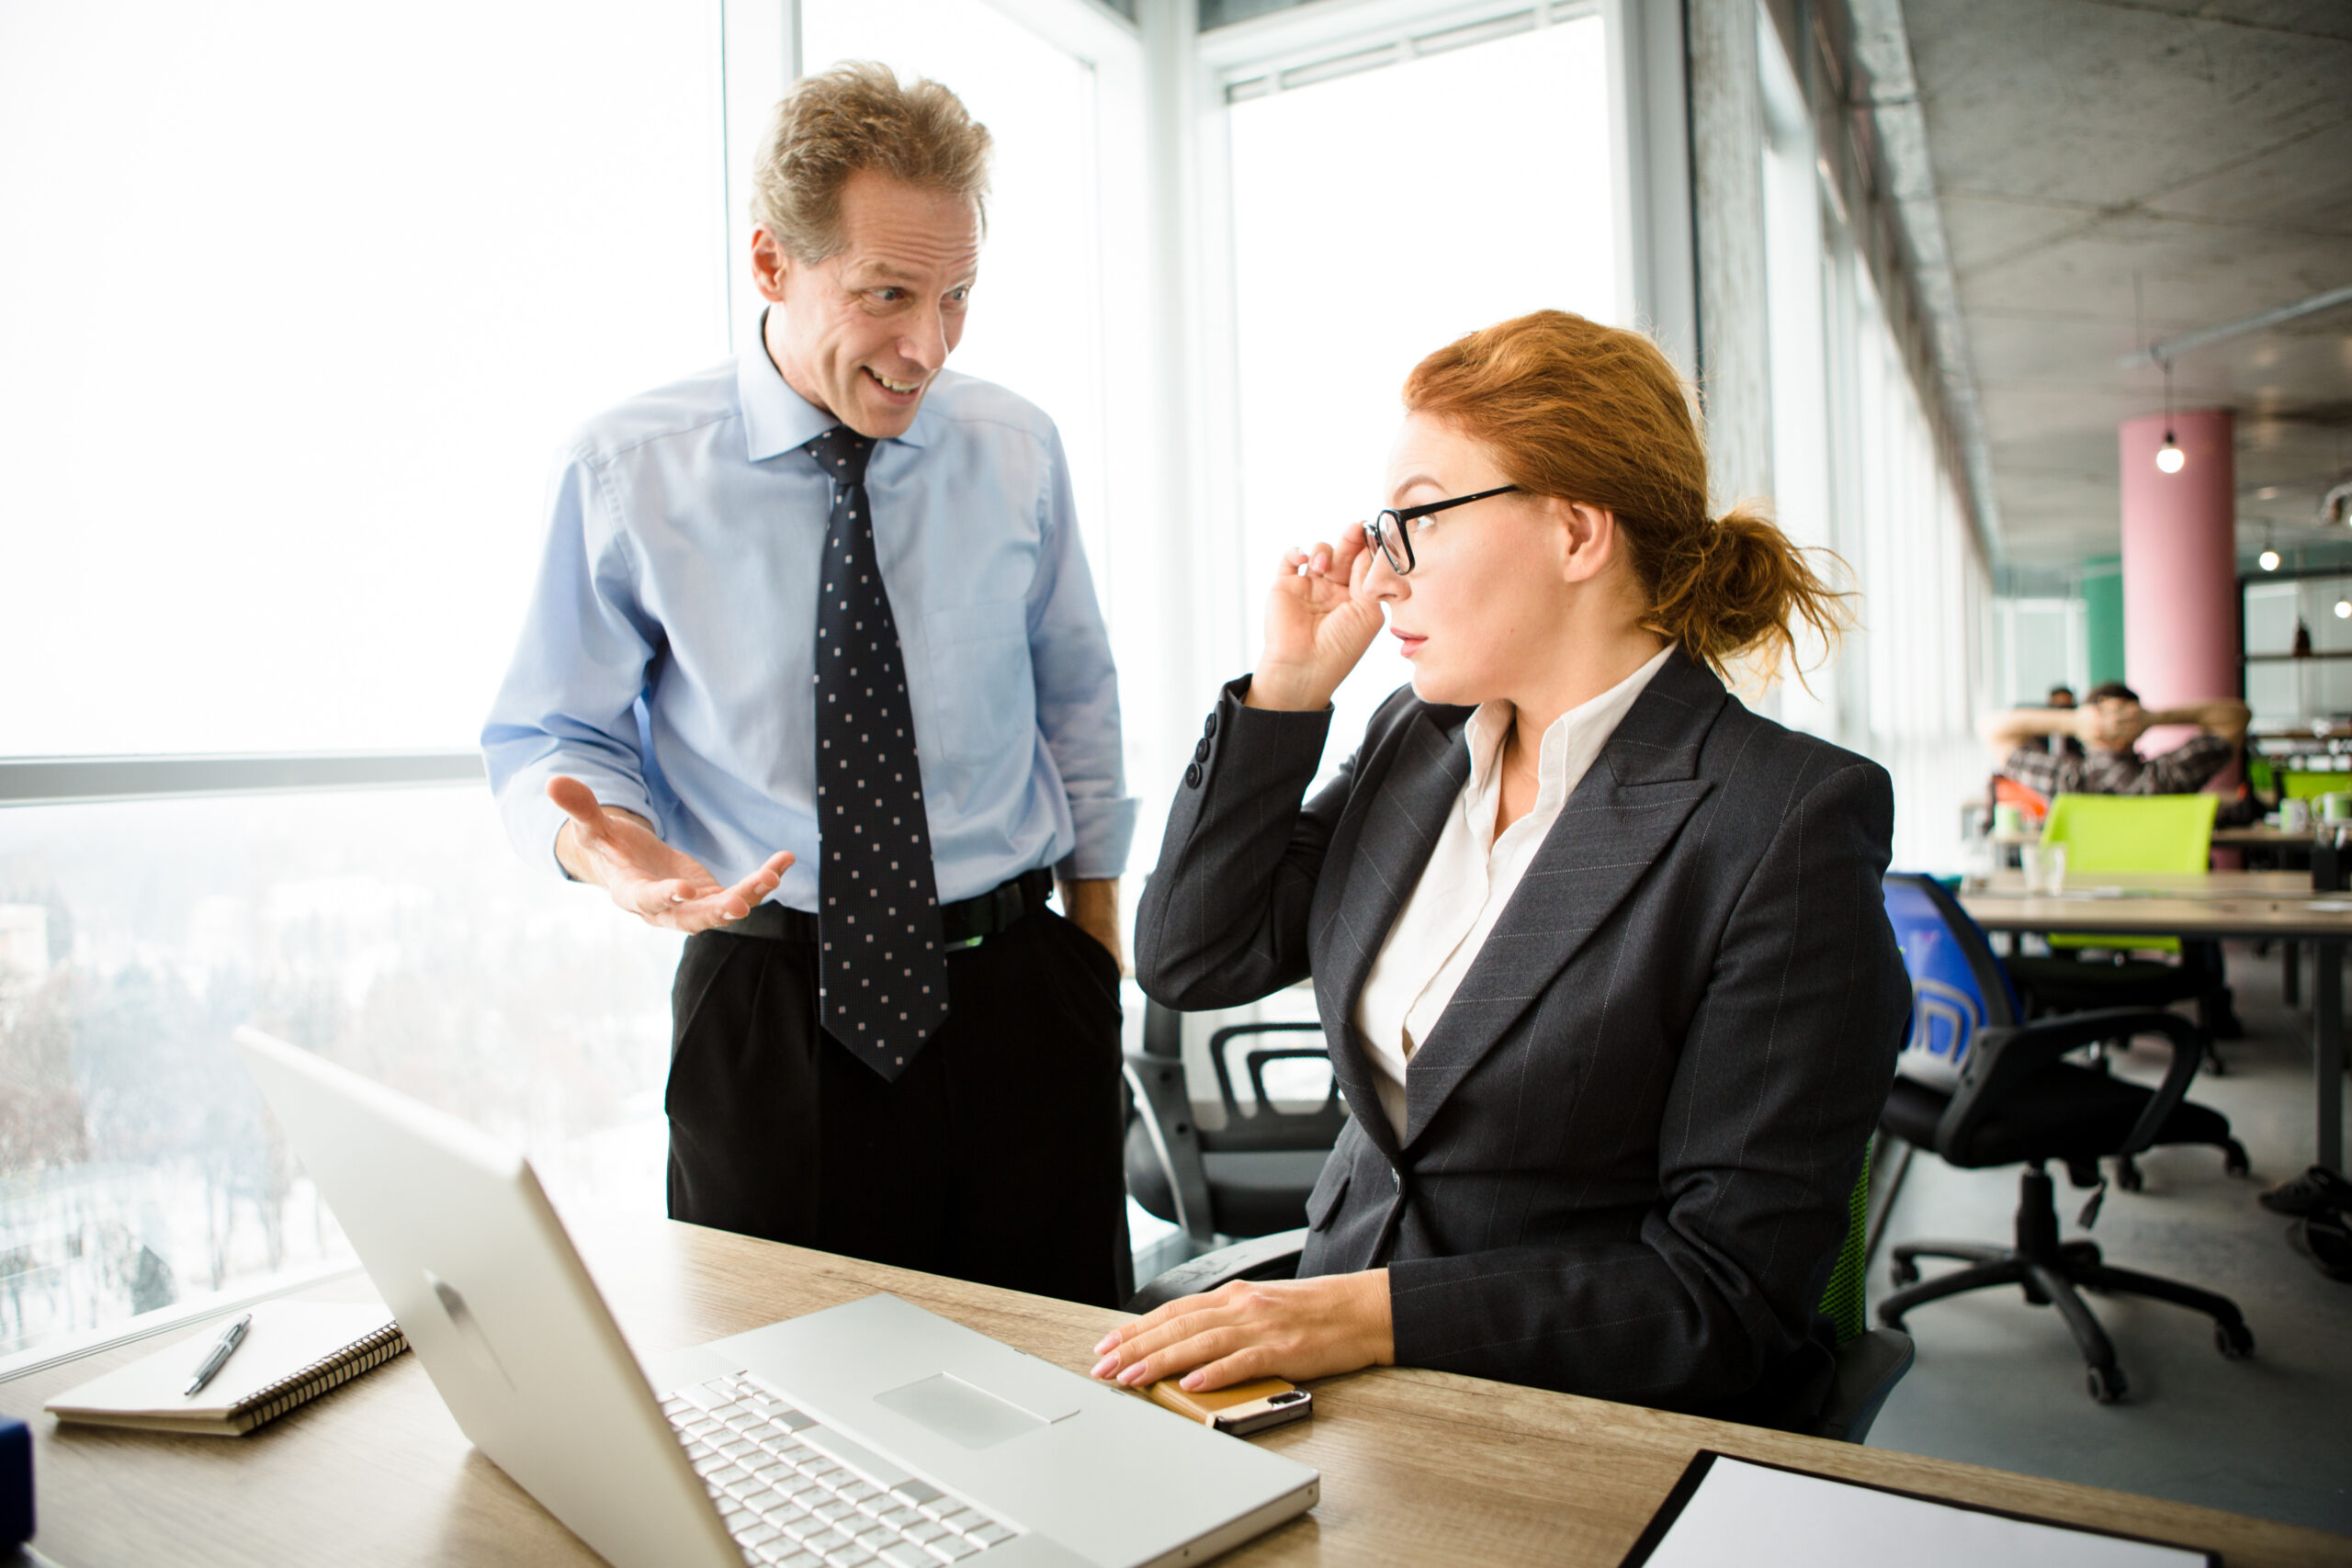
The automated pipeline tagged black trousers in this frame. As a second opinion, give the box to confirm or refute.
[664,901,1129,1307]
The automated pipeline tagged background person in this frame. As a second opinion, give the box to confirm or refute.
[1092,310,1911,1424]
[1984,682,2248,797]
[483,64,1136,1306]
[2043,683,2086,758]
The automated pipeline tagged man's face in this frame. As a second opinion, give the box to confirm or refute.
[2085,694,2147,751]
[757,170,980,439]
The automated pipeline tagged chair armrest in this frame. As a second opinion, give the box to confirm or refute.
[1122,1229,1307,1314]
[1807,1328,1915,1445]
[1124,1053,1215,1245]
[1206,1021,1326,1121]
[1939,1007,2205,1159]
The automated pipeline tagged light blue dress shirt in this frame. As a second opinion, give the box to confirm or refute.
[483,346,1136,908]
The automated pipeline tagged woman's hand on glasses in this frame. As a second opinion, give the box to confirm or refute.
[1247,523,1385,713]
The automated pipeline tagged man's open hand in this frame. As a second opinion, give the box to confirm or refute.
[548,776,792,931]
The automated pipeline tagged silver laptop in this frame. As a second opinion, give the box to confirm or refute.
[235,1028,1317,1568]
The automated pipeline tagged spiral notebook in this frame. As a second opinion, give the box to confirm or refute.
[45,1302,407,1437]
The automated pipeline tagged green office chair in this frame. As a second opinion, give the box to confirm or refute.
[1125,1157,1911,1444]
[2278,769,2343,803]
[2007,792,2236,1081]
[2041,791,2218,954]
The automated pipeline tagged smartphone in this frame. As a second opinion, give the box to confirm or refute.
[1145,1376,1314,1436]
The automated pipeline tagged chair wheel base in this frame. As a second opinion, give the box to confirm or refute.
[1890,1258,1919,1287]
[2215,1321,2256,1359]
[2086,1365,2127,1403]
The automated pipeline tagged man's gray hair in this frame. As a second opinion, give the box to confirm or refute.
[752,62,991,264]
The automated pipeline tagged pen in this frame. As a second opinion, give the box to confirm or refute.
[184,1313,252,1397]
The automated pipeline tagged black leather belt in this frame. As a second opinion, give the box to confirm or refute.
[719,867,1055,950]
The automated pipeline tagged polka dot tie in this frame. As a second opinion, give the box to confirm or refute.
[808,425,948,1081]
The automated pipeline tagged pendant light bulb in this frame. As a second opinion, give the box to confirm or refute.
[2153,357,2186,472]
[2260,548,2281,571]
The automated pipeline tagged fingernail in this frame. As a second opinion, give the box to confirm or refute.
[1119,1364,1149,1386]
[1180,1372,1204,1391]
[1091,1332,1117,1355]
[1090,1355,1116,1379]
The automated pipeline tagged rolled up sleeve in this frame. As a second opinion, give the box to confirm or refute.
[1027,428,1137,880]
[481,450,662,876]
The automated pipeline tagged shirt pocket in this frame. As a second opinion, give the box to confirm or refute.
[921,599,1035,769]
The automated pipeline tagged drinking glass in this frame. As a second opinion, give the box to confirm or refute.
[2022,842,2068,896]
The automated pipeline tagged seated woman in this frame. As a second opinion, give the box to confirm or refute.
[1091,310,1911,1424]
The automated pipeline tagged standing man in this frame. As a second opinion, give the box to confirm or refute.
[483,65,1136,1306]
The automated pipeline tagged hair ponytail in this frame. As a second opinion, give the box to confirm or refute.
[1642,502,1849,685]
[1403,310,1851,685]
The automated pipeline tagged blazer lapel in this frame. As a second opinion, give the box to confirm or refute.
[1312,705,1470,1161]
[1399,652,1728,1146]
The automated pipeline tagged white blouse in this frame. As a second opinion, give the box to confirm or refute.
[1351,647,1673,1140]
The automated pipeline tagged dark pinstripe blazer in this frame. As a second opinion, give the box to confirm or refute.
[1134,649,1910,1416]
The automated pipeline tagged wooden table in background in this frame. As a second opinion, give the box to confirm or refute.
[1985,826,2314,849]
[1976,869,2320,898]
[1961,879,2352,1169]
[4,1211,2345,1567]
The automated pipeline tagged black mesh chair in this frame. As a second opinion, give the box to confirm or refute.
[1878,874,2253,1404]
[1123,998,1347,1247]
[2007,940,2238,1081]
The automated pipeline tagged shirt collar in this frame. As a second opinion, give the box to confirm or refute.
[1462,644,1677,799]
[738,310,936,462]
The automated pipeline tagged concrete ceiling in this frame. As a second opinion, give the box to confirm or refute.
[1902,0,2352,569]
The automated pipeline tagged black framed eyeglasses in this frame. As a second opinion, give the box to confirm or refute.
[1363,484,1522,576]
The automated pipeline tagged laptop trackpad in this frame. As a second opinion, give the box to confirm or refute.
[875,1372,1057,1450]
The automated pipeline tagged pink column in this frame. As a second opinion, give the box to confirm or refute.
[2120,408,2236,764]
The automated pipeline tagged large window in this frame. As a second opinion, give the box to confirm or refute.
[0,2,738,757]
[1218,7,1619,776]
[0,790,682,1359]
[1,0,758,1362]
[1757,8,1986,875]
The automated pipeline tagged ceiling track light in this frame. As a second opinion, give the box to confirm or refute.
[2154,357,2186,474]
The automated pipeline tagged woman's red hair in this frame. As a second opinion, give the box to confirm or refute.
[1402,310,1847,682]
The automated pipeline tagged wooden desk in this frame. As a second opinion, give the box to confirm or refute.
[1961,884,2352,1168]
[4,1212,2344,1567]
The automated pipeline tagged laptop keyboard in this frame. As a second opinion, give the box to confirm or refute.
[663,1373,1023,1567]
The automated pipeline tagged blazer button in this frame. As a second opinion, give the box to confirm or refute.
[1184,762,1203,789]
[1389,1167,1401,1190]
[1204,712,1219,739]
[1193,738,1211,763]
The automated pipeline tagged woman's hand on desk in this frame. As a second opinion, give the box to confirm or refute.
[1087,1269,1394,1393]
[548,776,793,931]
[1248,524,1386,713]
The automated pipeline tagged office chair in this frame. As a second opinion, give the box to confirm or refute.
[1124,1162,1915,1446]
[1878,873,2253,1404]
[2005,792,2239,1077]
[1123,999,1349,1247]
